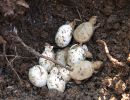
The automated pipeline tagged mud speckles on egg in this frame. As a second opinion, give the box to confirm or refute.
[55,21,75,47]
[47,67,66,92]
[67,44,88,66]
[59,67,70,82]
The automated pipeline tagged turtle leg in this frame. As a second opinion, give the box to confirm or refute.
[84,51,93,58]
[75,80,82,84]
[69,19,81,29]
[79,43,83,46]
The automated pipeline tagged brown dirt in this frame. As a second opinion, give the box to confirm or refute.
[0,0,130,99]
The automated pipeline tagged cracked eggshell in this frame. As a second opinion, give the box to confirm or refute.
[39,43,55,72]
[56,48,68,66]
[55,22,74,47]
[47,67,66,92]
[73,16,97,44]
[29,65,48,87]
[70,61,94,81]
[67,44,88,66]
[59,67,71,82]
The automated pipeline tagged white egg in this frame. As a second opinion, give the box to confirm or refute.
[39,43,55,72]
[67,44,88,66]
[56,49,71,82]
[28,65,48,87]
[47,67,66,92]
[56,48,68,66]
[59,67,71,82]
[55,22,74,47]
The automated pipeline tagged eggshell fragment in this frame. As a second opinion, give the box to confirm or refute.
[29,65,48,87]
[39,43,55,72]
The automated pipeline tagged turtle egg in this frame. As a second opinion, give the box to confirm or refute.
[67,44,88,66]
[39,43,55,72]
[28,65,48,87]
[56,48,68,66]
[55,21,75,47]
[47,67,66,92]
[59,67,71,82]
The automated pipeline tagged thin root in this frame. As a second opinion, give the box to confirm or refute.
[97,40,127,67]
[76,7,82,21]
[3,43,22,85]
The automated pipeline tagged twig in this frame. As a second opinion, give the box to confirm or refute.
[76,7,82,21]
[97,40,127,67]
[10,28,72,71]
[3,43,22,85]
[0,54,36,59]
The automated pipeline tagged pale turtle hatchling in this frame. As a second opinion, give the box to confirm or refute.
[70,60,103,82]
[73,16,100,44]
